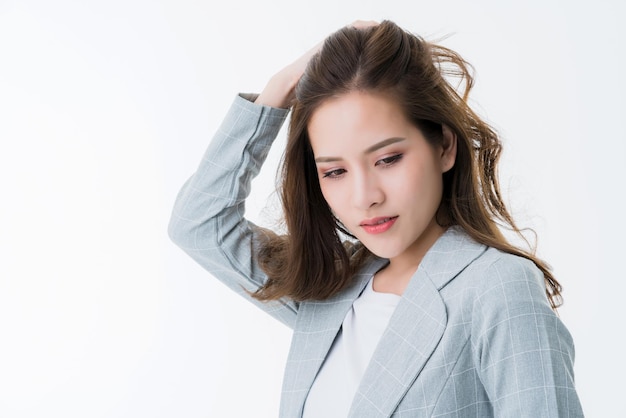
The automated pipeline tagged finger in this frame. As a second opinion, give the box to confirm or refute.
[350,20,379,29]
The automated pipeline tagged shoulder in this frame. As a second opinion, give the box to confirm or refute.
[430,227,547,303]
[465,248,548,311]
[436,237,565,340]
[466,247,545,294]
[463,248,574,353]
[450,246,556,334]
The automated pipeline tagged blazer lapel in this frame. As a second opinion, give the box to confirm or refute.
[348,227,487,417]
[280,254,389,417]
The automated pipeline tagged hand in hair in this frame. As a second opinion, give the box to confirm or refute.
[255,20,378,109]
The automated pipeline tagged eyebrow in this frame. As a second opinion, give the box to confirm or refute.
[314,137,406,163]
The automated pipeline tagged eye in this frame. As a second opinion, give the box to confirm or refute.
[322,168,347,179]
[375,153,403,167]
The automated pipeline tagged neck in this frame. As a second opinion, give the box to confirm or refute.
[374,222,446,295]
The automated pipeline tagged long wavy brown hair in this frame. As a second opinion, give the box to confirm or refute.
[254,20,562,309]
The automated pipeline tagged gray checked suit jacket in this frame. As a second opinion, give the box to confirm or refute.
[168,94,584,417]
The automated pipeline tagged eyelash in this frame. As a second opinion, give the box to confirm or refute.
[322,169,346,179]
[376,153,403,167]
[321,153,404,179]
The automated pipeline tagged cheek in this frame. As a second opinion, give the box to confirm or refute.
[320,184,348,218]
[319,183,337,208]
[400,163,443,203]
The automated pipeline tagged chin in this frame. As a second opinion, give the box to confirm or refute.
[360,241,405,260]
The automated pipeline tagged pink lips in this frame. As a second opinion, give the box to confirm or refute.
[360,216,398,234]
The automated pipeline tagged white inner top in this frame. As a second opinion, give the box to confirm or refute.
[302,276,401,418]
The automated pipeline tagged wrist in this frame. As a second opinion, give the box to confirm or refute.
[255,70,299,109]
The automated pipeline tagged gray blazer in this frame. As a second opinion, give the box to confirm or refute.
[168,95,584,417]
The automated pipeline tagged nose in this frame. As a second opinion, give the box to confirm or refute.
[351,168,384,211]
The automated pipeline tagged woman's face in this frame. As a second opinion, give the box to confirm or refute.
[308,91,456,265]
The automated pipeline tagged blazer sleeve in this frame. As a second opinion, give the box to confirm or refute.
[168,94,298,328]
[471,255,584,417]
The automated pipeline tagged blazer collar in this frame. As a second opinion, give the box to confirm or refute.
[418,225,488,290]
[348,226,488,416]
[283,227,487,417]
[282,253,388,417]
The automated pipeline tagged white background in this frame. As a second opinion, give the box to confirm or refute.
[0,0,624,417]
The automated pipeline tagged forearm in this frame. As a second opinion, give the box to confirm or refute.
[168,94,296,326]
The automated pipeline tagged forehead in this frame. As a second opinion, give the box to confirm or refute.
[307,91,413,153]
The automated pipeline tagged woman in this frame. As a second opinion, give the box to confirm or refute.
[169,20,583,417]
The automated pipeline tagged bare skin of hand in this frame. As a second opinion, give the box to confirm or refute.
[254,20,378,109]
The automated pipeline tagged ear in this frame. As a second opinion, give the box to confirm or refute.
[440,125,457,173]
